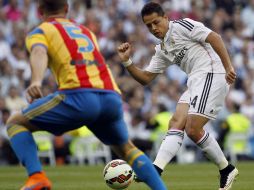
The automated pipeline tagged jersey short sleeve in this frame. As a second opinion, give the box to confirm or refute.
[145,47,170,73]
[26,26,48,53]
[176,18,212,42]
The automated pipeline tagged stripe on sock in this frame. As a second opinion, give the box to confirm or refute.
[166,130,184,138]
[7,124,29,138]
[197,132,209,146]
[125,148,144,166]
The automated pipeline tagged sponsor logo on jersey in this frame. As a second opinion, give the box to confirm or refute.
[174,47,188,65]
[70,59,101,66]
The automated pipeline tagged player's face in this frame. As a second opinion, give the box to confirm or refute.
[143,13,169,39]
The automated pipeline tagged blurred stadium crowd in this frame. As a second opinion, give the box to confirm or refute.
[1,0,254,165]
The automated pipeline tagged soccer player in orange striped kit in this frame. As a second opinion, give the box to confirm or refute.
[6,1,167,190]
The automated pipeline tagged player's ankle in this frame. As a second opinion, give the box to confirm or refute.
[219,164,235,174]
[153,164,163,176]
[29,171,43,176]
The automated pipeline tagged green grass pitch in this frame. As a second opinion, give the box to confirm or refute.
[0,162,253,190]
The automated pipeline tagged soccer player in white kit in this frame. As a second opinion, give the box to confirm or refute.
[117,2,238,190]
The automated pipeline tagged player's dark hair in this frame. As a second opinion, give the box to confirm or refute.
[38,0,68,14]
[141,2,165,20]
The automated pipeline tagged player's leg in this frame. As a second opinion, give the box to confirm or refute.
[153,102,188,175]
[7,112,42,174]
[186,73,238,190]
[6,93,67,190]
[111,142,167,190]
[6,112,52,190]
[185,114,238,190]
[185,114,229,168]
[91,92,167,190]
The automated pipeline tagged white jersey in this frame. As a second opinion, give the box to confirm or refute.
[145,18,225,76]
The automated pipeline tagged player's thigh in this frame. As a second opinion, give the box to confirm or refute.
[188,73,229,120]
[22,92,86,136]
[171,91,190,130]
[93,118,129,146]
[89,92,129,145]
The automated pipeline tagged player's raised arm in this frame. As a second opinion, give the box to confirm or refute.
[26,45,48,103]
[205,31,236,85]
[117,42,158,85]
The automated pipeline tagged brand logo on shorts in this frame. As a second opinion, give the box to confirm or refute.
[210,109,214,114]
[137,161,145,168]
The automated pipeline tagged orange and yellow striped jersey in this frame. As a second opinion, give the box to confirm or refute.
[26,18,121,94]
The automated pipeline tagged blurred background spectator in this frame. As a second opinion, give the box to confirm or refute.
[218,103,252,162]
[0,0,254,165]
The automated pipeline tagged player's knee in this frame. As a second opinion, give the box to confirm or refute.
[111,141,137,159]
[119,141,144,166]
[169,115,186,130]
[185,115,209,141]
[185,125,196,139]
[185,119,202,140]
[6,114,18,128]
[121,141,136,155]
[6,113,29,138]
[6,115,18,138]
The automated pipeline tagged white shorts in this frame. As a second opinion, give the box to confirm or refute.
[178,73,229,120]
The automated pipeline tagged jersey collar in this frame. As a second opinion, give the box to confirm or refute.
[45,16,75,22]
[160,21,173,53]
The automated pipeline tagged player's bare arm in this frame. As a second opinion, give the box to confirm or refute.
[26,45,48,103]
[117,42,158,85]
[205,31,236,84]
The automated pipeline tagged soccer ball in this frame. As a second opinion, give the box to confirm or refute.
[103,159,134,189]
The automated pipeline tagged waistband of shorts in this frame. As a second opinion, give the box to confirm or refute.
[57,88,121,96]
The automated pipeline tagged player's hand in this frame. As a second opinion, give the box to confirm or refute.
[225,66,236,85]
[117,43,132,62]
[26,81,43,103]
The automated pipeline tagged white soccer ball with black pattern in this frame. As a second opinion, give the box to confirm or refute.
[103,159,134,189]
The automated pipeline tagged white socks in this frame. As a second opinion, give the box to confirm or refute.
[153,129,184,170]
[153,130,228,171]
[196,131,228,170]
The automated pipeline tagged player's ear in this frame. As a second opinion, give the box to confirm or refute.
[38,6,43,18]
[64,4,69,14]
